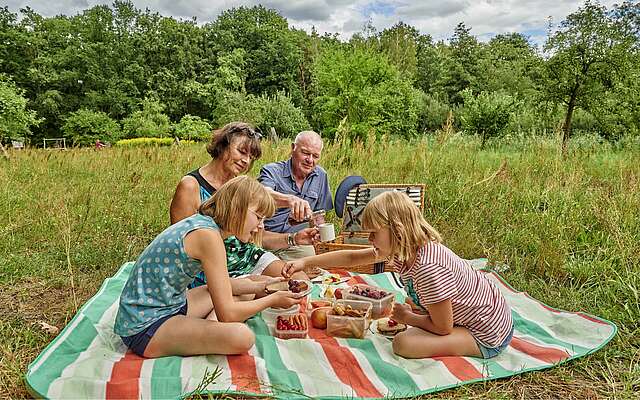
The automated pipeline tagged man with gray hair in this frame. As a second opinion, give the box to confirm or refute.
[258,131,333,260]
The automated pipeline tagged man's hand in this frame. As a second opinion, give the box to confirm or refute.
[294,227,319,245]
[390,302,413,325]
[288,195,311,222]
[282,260,305,278]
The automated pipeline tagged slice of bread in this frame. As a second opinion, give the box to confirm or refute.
[376,318,407,335]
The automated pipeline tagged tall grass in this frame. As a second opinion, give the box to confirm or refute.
[1,137,638,398]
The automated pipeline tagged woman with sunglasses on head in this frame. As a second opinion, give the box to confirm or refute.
[170,122,316,285]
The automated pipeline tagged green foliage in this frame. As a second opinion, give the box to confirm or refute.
[311,46,421,140]
[121,98,171,139]
[460,89,519,147]
[212,90,309,138]
[61,109,120,146]
[417,92,453,133]
[543,0,637,148]
[172,115,212,141]
[207,5,302,102]
[0,77,40,141]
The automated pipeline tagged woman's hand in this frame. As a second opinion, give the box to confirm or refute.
[268,291,302,309]
[391,302,413,325]
[294,227,319,245]
[288,195,312,222]
[282,260,305,278]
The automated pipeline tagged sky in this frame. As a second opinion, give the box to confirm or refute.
[0,0,623,46]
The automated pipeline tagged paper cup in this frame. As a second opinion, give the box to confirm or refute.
[319,223,336,242]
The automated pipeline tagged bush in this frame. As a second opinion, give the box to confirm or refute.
[212,90,309,139]
[0,77,40,142]
[173,115,212,141]
[62,109,120,146]
[311,46,421,141]
[254,91,310,139]
[115,137,188,147]
[460,89,518,148]
[417,92,453,133]
[121,98,171,139]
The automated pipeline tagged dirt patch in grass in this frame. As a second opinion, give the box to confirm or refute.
[0,277,99,399]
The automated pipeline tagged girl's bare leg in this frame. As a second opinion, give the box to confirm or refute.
[391,326,482,358]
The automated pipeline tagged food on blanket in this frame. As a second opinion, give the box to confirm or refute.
[275,314,308,339]
[345,284,395,319]
[276,314,307,331]
[288,280,308,293]
[323,274,342,284]
[326,318,366,339]
[310,306,332,329]
[376,317,407,336]
[310,300,332,309]
[330,303,366,318]
[350,285,389,300]
[266,280,310,295]
[334,288,344,299]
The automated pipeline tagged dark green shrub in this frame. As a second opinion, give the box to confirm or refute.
[62,109,120,146]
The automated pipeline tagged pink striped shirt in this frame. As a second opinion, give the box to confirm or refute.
[398,241,513,348]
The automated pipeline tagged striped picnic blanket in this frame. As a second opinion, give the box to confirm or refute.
[26,260,616,399]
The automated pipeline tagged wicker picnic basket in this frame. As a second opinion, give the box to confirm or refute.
[316,183,426,274]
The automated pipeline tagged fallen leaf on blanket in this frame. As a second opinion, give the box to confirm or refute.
[36,321,59,335]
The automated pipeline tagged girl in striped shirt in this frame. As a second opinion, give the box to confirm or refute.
[283,191,513,359]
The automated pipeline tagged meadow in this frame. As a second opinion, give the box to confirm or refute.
[1,136,639,398]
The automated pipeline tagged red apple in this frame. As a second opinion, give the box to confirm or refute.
[334,288,344,299]
[310,306,332,329]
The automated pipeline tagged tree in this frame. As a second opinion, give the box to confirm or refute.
[0,78,40,154]
[311,46,421,140]
[206,6,303,102]
[62,109,120,146]
[543,1,636,151]
[460,89,518,148]
[379,22,419,80]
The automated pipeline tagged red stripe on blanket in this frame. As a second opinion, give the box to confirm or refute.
[577,312,610,325]
[510,336,570,363]
[105,350,144,400]
[433,356,483,381]
[524,293,561,313]
[308,329,382,398]
[227,353,261,394]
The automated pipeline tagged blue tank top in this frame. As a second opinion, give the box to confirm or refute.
[114,214,218,337]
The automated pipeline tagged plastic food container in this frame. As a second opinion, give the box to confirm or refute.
[274,314,308,339]
[344,284,395,319]
[262,304,300,327]
[326,299,372,339]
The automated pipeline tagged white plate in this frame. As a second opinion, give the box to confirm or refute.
[370,318,407,338]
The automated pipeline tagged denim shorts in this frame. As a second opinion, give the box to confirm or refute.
[121,303,188,357]
[476,325,514,359]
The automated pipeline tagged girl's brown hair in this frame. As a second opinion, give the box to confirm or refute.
[361,191,442,262]
[199,175,275,245]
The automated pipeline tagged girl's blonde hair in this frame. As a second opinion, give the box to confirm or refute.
[361,191,442,262]
[199,175,275,245]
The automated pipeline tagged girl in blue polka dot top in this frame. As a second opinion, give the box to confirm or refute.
[114,176,302,358]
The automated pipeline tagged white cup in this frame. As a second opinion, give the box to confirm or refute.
[318,223,336,242]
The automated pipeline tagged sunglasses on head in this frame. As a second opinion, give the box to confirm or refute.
[229,125,263,140]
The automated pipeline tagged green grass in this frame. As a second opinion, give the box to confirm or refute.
[1,136,639,398]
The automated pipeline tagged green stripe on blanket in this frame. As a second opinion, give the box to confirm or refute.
[26,261,617,399]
